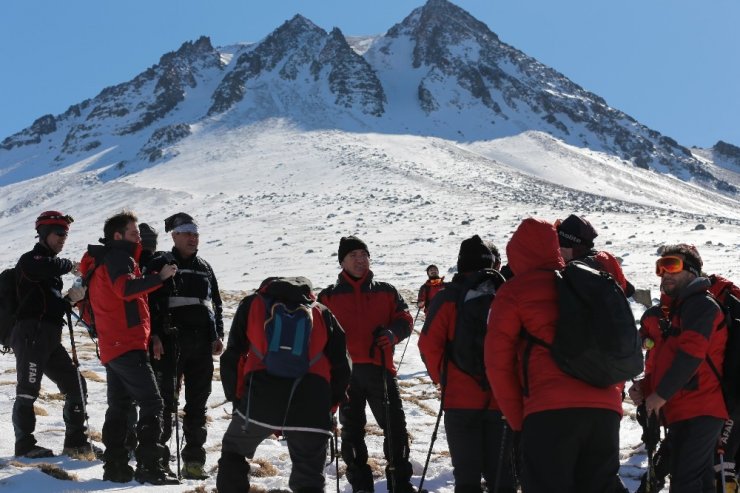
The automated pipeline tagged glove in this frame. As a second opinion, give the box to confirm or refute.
[65,285,86,303]
[374,328,396,348]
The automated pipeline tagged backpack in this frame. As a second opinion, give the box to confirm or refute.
[523,260,644,388]
[447,269,506,389]
[706,288,740,414]
[248,277,322,380]
[0,268,19,353]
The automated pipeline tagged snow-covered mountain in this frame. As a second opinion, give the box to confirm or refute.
[0,2,739,491]
[1,0,738,196]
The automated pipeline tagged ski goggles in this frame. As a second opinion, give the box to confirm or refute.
[655,256,700,277]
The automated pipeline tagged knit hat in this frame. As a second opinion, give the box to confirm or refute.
[556,214,598,248]
[338,236,369,264]
[35,211,73,241]
[139,223,158,251]
[164,212,198,234]
[457,235,494,272]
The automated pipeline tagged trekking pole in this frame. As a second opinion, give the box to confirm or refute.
[491,419,509,493]
[334,417,340,493]
[173,334,182,480]
[69,309,99,359]
[419,358,447,492]
[379,349,397,493]
[645,412,660,493]
[66,308,93,456]
[397,307,421,373]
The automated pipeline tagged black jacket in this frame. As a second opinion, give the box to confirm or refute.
[15,242,74,326]
[146,248,223,341]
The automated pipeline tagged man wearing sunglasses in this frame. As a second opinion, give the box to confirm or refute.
[630,244,727,492]
[12,211,91,458]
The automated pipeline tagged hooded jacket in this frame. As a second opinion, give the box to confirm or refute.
[485,218,623,431]
[318,270,412,373]
[81,240,164,364]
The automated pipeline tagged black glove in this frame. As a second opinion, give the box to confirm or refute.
[373,327,396,349]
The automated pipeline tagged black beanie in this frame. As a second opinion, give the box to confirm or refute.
[557,214,598,248]
[457,235,494,272]
[338,236,369,264]
[139,223,158,251]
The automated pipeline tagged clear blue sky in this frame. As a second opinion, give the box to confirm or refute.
[1,0,738,147]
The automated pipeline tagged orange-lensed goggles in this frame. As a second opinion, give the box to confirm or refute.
[655,255,701,277]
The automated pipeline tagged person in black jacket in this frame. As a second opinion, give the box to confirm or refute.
[145,212,224,480]
[216,277,351,493]
[12,211,90,458]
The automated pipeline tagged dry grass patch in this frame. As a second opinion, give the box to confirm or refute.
[205,443,222,453]
[183,486,218,493]
[0,380,15,386]
[368,457,386,478]
[5,367,17,374]
[88,430,102,442]
[8,460,78,481]
[79,370,105,383]
[366,424,384,437]
[40,391,65,401]
[250,457,278,477]
[404,395,439,417]
[33,404,48,416]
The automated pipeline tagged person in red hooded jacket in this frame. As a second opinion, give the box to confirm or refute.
[485,218,624,493]
[81,210,177,485]
[318,236,416,493]
[418,236,515,493]
[629,244,727,492]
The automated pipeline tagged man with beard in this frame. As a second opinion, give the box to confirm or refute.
[630,244,727,492]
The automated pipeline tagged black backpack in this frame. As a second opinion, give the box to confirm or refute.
[447,269,506,390]
[706,288,740,414]
[0,268,19,353]
[523,261,644,388]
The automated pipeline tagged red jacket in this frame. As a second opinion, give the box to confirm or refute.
[319,270,412,374]
[82,241,164,364]
[418,278,444,314]
[485,218,623,431]
[418,276,500,410]
[641,277,730,425]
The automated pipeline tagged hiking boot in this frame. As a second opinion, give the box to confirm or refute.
[182,461,209,480]
[135,464,181,485]
[63,443,104,459]
[103,462,134,483]
[15,444,54,459]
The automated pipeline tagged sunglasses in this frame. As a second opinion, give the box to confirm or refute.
[655,256,687,276]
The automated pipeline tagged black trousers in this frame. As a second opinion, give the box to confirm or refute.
[218,412,328,493]
[340,363,413,492]
[11,319,87,451]
[519,407,621,493]
[668,415,723,493]
[444,409,517,493]
[152,331,213,464]
[103,350,165,468]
